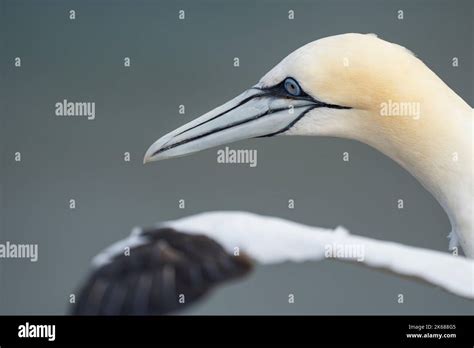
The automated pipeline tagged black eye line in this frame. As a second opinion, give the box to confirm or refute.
[260,78,311,100]
[255,77,351,110]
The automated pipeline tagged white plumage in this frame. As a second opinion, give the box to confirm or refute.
[93,211,474,300]
[73,33,473,315]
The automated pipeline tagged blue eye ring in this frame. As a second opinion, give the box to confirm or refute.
[283,77,302,96]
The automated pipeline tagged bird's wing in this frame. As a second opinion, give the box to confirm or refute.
[72,227,252,315]
[72,211,474,315]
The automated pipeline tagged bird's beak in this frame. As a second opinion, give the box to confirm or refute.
[144,86,317,163]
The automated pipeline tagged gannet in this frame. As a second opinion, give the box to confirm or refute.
[73,34,473,315]
[144,33,473,257]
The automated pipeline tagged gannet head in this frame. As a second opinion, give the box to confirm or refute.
[144,33,441,163]
[144,34,470,167]
[143,33,473,257]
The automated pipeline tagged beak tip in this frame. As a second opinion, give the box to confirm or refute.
[144,134,174,165]
[143,87,276,165]
[143,147,155,165]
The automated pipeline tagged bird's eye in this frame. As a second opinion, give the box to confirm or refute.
[283,78,302,96]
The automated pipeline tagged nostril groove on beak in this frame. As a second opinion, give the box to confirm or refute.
[175,91,271,138]
[151,104,314,157]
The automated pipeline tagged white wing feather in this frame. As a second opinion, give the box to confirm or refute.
[163,211,474,299]
[92,211,474,300]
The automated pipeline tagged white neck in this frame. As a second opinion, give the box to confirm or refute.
[365,94,473,256]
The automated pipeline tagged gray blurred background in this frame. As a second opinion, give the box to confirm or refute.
[0,0,472,314]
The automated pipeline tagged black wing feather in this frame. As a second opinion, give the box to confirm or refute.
[72,228,253,315]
